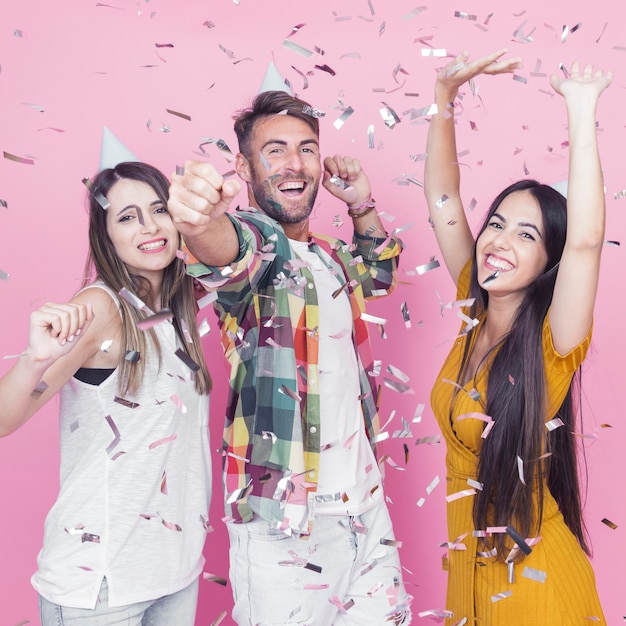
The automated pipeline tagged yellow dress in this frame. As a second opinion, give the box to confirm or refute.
[430,263,605,625]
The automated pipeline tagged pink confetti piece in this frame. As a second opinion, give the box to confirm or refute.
[162,519,182,531]
[304,583,330,589]
[104,414,121,455]
[445,488,476,503]
[161,471,168,494]
[202,572,228,586]
[328,596,353,614]
[210,610,228,626]
[137,309,174,330]
[149,433,177,449]
[384,379,414,394]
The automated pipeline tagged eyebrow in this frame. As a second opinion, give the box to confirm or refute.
[116,199,163,217]
[260,138,319,151]
[493,212,543,238]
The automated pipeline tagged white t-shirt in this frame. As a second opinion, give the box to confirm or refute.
[289,240,382,516]
[31,283,212,609]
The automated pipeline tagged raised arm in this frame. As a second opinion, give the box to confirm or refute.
[168,160,242,267]
[0,296,100,436]
[548,62,612,354]
[424,49,522,284]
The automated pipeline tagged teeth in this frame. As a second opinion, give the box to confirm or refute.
[278,181,304,191]
[139,240,166,251]
[487,255,513,271]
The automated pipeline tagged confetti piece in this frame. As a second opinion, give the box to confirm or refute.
[545,417,564,431]
[415,435,441,446]
[210,610,228,626]
[149,434,177,449]
[380,537,402,547]
[81,532,100,543]
[137,309,174,330]
[175,348,200,372]
[282,39,313,57]
[446,488,476,503]
[333,107,355,131]
[416,257,440,275]
[162,519,182,531]
[421,49,447,57]
[426,475,440,495]
[278,384,302,402]
[601,518,618,530]
[161,470,168,494]
[3,151,34,165]
[522,566,547,583]
[491,589,512,603]
[203,572,228,586]
[380,102,401,128]
[506,525,532,555]
[104,414,121,455]
[170,394,187,413]
[302,104,325,118]
[114,396,139,409]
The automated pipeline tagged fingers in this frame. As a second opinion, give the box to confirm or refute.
[168,160,239,230]
[32,302,93,346]
[323,155,362,182]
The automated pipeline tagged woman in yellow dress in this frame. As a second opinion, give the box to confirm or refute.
[425,50,610,625]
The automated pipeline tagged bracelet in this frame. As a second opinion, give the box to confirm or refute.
[347,198,377,219]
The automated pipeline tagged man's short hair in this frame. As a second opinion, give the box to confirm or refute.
[233,90,320,157]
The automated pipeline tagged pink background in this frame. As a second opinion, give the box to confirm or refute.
[1,0,624,623]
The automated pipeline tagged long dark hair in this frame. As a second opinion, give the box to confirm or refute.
[460,179,588,560]
[83,161,211,396]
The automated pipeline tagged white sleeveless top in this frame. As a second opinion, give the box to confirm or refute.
[31,282,212,609]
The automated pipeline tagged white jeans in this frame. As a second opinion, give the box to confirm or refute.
[228,500,412,625]
[38,576,199,626]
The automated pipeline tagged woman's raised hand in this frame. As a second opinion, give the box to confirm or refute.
[27,302,94,364]
[435,48,522,99]
[550,61,613,105]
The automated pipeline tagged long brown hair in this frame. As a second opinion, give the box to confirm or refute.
[461,180,588,561]
[83,161,211,396]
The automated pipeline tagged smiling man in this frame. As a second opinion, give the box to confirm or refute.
[168,90,411,625]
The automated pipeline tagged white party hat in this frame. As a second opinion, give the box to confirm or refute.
[99,126,138,171]
[258,61,293,95]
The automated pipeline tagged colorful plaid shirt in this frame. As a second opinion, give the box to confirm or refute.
[186,208,402,533]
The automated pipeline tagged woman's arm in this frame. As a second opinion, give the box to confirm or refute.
[0,288,116,437]
[548,62,613,354]
[424,49,522,285]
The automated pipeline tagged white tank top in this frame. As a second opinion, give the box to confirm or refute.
[31,282,212,609]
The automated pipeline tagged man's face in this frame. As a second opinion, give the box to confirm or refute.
[237,114,321,225]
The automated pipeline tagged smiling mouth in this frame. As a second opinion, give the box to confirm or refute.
[138,239,166,251]
[277,180,306,196]
[486,254,514,271]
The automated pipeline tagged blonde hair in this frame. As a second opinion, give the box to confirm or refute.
[83,162,211,396]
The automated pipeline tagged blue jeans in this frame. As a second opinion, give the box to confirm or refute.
[38,576,199,626]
